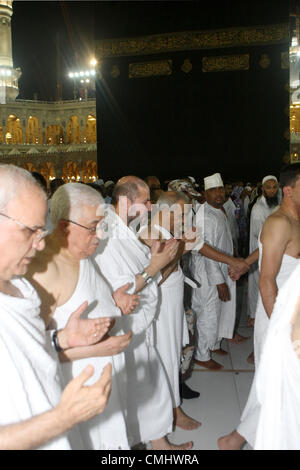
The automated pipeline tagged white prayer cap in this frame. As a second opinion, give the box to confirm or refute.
[204,173,224,191]
[262,175,277,185]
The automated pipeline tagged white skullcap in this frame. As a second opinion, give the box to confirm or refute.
[262,175,277,185]
[204,173,224,191]
[104,180,114,188]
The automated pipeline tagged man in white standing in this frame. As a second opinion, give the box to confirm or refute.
[139,190,202,432]
[191,173,237,370]
[218,163,300,450]
[94,176,194,450]
[247,175,280,322]
[27,183,137,450]
[0,164,112,450]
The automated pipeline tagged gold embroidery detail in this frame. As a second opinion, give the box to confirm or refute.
[202,54,249,72]
[128,59,172,78]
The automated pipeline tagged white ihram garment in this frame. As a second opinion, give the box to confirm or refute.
[94,210,173,445]
[191,202,236,361]
[0,278,73,450]
[223,198,239,255]
[51,258,129,450]
[247,197,279,318]
[154,225,190,408]
[237,238,299,447]
[255,263,300,449]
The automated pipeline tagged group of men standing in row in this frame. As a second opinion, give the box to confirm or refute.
[0,161,299,450]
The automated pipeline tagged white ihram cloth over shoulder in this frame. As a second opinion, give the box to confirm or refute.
[254,263,300,449]
[247,197,279,318]
[51,257,129,450]
[237,236,300,447]
[154,225,190,408]
[0,278,73,450]
[93,209,173,445]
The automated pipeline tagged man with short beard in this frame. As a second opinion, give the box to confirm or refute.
[247,176,279,324]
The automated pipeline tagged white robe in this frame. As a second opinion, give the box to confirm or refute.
[0,278,73,450]
[237,238,300,447]
[247,196,279,318]
[190,202,236,361]
[154,225,189,408]
[255,263,300,449]
[93,209,173,445]
[224,197,239,255]
[51,258,129,450]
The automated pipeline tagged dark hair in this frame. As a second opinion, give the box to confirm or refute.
[50,178,65,196]
[280,163,300,188]
[31,171,47,192]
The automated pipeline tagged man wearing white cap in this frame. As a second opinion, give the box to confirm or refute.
[191,173,237,370]
[247,176,279,323]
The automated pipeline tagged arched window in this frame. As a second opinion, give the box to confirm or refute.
[40,162,56,186]
[84,115,97,143]
[62,161,80,182]
[5,115,23,144]
[45,125,64,145]
[66,116,82,144]
[81,160,98,183]
[26,115,42,144]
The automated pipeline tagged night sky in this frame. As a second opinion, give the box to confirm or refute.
[11,1,95,101]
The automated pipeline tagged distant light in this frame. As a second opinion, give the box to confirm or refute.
[69,72,74,78]
[90,58,97,66]
[80,71,84,77]
[292,36,299,47]
[90,70,96,76]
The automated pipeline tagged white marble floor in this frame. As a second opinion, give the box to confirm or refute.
[169,280,255,451]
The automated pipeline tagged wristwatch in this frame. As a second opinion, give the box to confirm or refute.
[52,329,64,353]
[140,270,153,285]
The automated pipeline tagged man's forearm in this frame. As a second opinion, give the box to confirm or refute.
[199,243,233,265]
[58,342,110,362]
[0,408,68,450]
[245,248,259,267]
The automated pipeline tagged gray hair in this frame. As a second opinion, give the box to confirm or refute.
[50,183,104,229]
[0,164,46,213]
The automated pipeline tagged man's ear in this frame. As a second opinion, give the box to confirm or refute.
[282,185,292,199]
[57,219,69,234]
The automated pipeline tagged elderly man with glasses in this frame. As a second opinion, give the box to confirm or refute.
[0,164,113,450]
[26,182,142,450]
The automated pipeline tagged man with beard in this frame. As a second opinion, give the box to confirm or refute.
[247,176,279,324]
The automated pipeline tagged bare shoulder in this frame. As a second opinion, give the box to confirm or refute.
[262,210,292,238]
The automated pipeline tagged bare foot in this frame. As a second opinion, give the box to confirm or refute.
[194,358,224,370]
[151,436,193,450]
[228,332,250,344]
[174,406,201,430]
[247,351,254,364]
[211,348,228,356]
[218,430,245,450]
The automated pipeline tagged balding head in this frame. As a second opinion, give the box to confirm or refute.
[112,175,149,205]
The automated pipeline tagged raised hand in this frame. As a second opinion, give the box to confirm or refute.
[150,238,179,272]
[113,283,140,315]
[94,331,132,356]
[58,301,112,350]
[58,363,112,428]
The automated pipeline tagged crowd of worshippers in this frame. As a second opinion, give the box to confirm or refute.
[0,162,299,450]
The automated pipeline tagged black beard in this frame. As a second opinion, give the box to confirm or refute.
[265,195,278,208]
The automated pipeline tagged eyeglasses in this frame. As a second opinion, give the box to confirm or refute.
[63,219,98,235]
[0,212,48,242]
